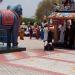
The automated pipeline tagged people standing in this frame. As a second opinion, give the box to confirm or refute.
[19,22,25,40]
[43,26,48,45]
[19,28,25,40]
[64,20,71,48]
[69,19,75,49]
[58,24,65,43]
[29,26,33,39]
[35,25,40,39]
[44,25,54,51]
[47,26,53,44]
[40,27,44,40]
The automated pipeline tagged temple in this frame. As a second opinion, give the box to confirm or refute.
[56,0,75,12]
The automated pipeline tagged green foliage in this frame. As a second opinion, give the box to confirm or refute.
[35,0,60,20]
[22,17,40,26]
[36,0,53,20]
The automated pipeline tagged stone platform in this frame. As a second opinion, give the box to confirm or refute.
[0,47,26,54]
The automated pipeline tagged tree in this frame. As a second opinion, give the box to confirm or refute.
[36,0,53,20]
[35,0,60,20]
[53,0,60,4]
[22,17,37,25]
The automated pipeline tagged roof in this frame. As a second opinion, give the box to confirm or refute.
[48,12,75,19]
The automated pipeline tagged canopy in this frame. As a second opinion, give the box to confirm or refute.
[48,12,75,19]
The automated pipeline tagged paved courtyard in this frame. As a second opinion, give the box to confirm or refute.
[0,37,75,75]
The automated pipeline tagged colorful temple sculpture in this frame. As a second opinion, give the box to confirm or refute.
[0,4,22,48]
[48,0,75,49]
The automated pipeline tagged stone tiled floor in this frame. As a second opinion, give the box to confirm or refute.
[0,63,53,75]
[0,37,75,75]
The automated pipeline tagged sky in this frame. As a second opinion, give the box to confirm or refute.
[0,0,42,18]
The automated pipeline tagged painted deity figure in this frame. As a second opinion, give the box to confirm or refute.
[58,24,65,43]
